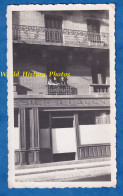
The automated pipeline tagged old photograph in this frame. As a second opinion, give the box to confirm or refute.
[7,4,116,188]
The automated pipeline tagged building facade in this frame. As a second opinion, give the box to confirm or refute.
[13,10,111,166]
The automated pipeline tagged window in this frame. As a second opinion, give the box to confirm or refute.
[87,19,100,33]
[92,64,106,84]
[78,111,110,125]
[45,15,63,43]
[91,53,108,85]
[52,117,73,128]
[87,19,100,42]
[90,52,110,93]
[46,50,72,95]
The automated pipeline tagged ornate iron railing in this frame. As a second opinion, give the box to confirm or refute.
[13,25,109,47]
[46,85,77,95]
[45,28,63,43]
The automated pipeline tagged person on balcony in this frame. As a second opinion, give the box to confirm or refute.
[53,77,59,85]
[60,76,67,86]
[48,77,54,85]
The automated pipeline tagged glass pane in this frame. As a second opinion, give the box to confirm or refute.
[52,117,73,128]
[78,111,110,125]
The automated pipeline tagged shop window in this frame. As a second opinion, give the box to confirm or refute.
[14,109,19,127]
[78,111,96,125]
[45,15,63,43]
[78,111,110,125]
[51,111,74,117]
[52,116,73,128]
[95,111,110,124]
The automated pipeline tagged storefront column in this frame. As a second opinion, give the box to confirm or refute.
[19,108,27,165]
[49,113,52,153]
[29,108,40,164]
[74,113,80,160]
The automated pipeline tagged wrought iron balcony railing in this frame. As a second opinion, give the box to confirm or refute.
[13,25,109,48]
[46,85,77,95]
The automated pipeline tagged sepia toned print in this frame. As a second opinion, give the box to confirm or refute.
[7,4,116,188]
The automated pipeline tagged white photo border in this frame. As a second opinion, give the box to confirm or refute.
[7,4,116,188]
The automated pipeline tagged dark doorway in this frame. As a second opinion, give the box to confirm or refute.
[39,111,53,163]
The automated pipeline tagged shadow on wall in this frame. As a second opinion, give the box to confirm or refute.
[38,10,109,28]
[13,44,109,95]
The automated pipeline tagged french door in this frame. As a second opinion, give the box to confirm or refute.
[45,15,63,43]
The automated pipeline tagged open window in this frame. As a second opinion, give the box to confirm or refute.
[47,55,67,86]
[46,51,73,95]
[92,62,106,84]
[87,19,101,43]
[90,52,110,93]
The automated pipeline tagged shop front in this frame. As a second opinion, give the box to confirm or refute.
[14,97,111,166]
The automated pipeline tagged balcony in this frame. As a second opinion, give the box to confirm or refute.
[90,84,110,93]
[46,85,77,95]
[13,25,109,49]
